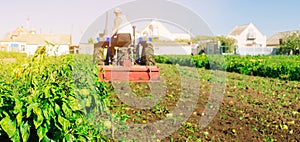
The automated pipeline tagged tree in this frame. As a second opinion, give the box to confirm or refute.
[88,38,96,44]
[216,36,237,53]
[216,36,236,47]
[279,32,300,54]
[191,35,216,43]
[189,36,216,55]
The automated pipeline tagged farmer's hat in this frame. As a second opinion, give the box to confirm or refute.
[114,8,122,13]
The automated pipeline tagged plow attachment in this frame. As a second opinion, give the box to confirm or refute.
[99,66,160,82]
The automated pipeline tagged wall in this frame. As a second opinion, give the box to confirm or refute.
[52,45,69,56]
[78,43,94,54]
[25,45,39,56]
[153,45,192,55]
[236,47,277,55]
[0,42,26,52]
[26,44,70,56]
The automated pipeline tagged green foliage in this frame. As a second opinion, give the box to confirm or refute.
[191,36,216,43]
[155,55,300,81]
[216,36,236,47]
[279,32,300,54]
[220,46,236,53]
[174,39,191,43]
[0,53,109,141]
[0,51,26,59]
[88,38,96,44]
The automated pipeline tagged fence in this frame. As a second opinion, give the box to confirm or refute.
[236,47,277,56]
[152,42,192,55]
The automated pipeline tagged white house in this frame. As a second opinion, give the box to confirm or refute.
[0,27,71,56]
[228,23,266,48]
[139,19,191,41]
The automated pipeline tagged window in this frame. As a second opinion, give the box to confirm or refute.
[247,28,256,40]
[21,45,25,51]
[11,43,19,48]
[279,39,283,45]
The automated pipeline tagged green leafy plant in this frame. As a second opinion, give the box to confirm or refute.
[0,53,109,141]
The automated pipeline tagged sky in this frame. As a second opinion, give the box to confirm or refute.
[1,0,300,44]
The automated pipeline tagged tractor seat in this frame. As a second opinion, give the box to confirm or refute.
[112,33,132,47]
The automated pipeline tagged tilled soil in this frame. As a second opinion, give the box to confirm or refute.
[105,64,300,141]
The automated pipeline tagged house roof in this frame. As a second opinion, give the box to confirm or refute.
[267,32,285,46]
[267,30,300,46]
[140,19,173,39]
[0,27,71,45]
[40,34,71,45]
[228,23,265,39]
[228,24,249,36]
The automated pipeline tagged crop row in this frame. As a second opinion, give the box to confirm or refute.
[155,55,300,81]
[0,51,26,59]
[0,53,109,141]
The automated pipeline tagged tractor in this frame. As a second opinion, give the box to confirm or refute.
[93,26,160,82]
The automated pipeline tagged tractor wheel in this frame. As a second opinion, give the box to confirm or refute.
[93,47,104,65]
[143,43,156,66]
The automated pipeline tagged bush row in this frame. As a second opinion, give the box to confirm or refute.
[155,55,300,81]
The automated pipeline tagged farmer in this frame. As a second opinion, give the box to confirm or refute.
[111,8,132,36]
[106,8,133,64]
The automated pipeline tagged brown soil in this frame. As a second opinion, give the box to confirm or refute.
[105,64,300,141]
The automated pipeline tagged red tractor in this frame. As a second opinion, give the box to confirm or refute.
[94,26,160,82]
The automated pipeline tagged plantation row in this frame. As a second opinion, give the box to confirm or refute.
[0,52,27,59]
[0,53,109,141]
[155,55,300,81]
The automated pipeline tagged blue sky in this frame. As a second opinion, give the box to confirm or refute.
[1,0,300,44]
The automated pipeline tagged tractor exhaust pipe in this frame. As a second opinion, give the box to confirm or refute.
[132,26,136,48]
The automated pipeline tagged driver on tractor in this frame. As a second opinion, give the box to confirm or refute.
[106,8,133,64]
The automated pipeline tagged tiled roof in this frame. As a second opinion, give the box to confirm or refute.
[0,27,71,45]
[229,24,249,36]
[267,30,300,46]
[267,32,285,46]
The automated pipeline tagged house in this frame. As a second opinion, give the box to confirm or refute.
[139,19,191,41]
[267,30,300,47]
[0,27,26,52]
[0,27,72,56]
[228,23,266,48]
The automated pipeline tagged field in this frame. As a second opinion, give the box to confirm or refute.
[0,52,299,141]
[104,64,299,141]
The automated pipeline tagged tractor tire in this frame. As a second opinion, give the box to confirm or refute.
[93,41,109,65]
[93,46,104,65]
[141,43,156,66]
